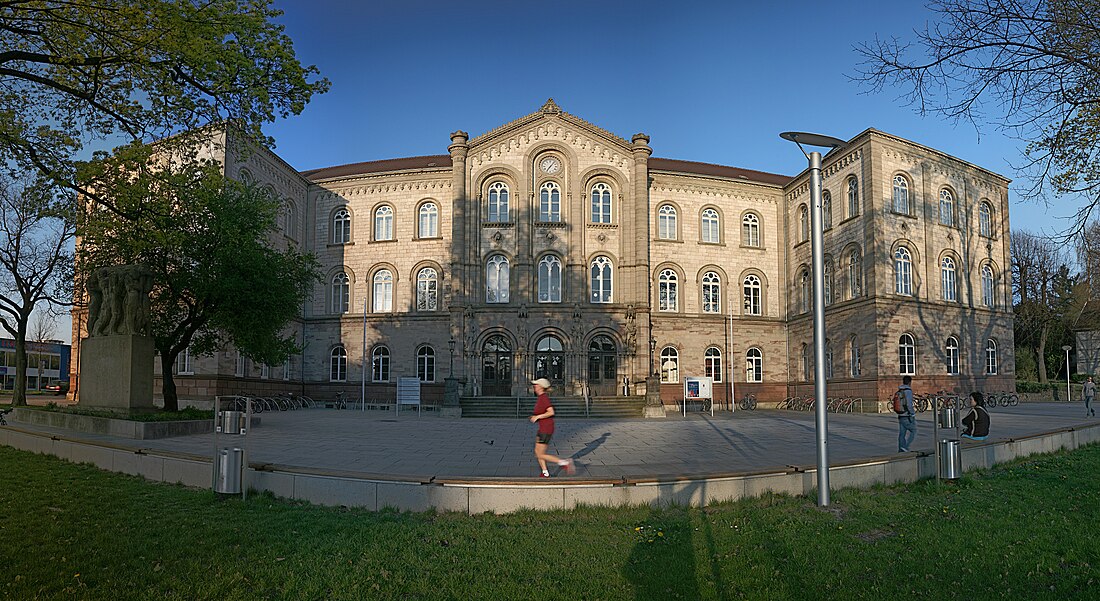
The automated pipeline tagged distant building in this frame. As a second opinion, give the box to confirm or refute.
[1,338,71,391]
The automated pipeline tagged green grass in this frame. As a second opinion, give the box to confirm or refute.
[1,445,1099,600]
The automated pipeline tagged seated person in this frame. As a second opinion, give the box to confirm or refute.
[961,391,991,440]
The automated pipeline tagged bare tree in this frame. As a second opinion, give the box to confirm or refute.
[29,310,57,343]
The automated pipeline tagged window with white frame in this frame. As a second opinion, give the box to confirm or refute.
[799,205,809,242]
[372,346,390,382]
[979,202,993,237]
[899,333,916,375]
[985,339,998,374]
[330,346,347,382]
[743,274,762,316]
[702,271,721,314]
[486,255,509,303]
[418,202,438,238]
[847,176,859,218]
[942,256,957,302]
[895,247,913,296]
[331,272,350,314]
[333,208,351,244]
[538,255,562,303]
[658,205,677,240]
[539,181,561,222]
[981,264,995,308]
[590,256,612,303]
[416,267,438,311]
[591,182,611,223]
[372,269,393,312]
[285,202,297,240]
[283,358,291,380]
[660,347,679,383]
[746,347,763,382]
[822,191,832,229]
[848,249,862,298]
[742,213,760,247]
[704,347,722,382]
[659,269,678,311]
[893,175,910,214]
[849,337,861,377]
[374,205,393,241]
[417,346,435,382]
[176,347,193,375]
[235,351,245,377]
[939,189,954,226]
[799,269,810,313]
[946,337,960,375]
[701,208,720,243]
[824,261,833,306]
[260,363,269,379]
[488,181,509,222]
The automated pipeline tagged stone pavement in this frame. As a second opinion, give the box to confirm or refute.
[10,401,1094,480]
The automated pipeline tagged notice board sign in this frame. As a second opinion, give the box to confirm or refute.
[682,376,713,416]
[397,377,421,416]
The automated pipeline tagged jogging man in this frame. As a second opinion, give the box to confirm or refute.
[529,378,575,477]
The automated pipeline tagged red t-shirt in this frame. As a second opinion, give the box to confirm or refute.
[533,393,554,434]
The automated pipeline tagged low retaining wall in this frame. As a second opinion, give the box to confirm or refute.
[2,422,1098,514]
[10,408,220,440]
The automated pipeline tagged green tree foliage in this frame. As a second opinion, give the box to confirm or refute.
[76,142,320,410]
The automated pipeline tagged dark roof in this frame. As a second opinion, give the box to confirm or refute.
[649,158,791,186]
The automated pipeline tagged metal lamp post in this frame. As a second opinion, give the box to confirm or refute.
[448,337,456,375]
[1063,345,1073,401]
[780,131,847,507]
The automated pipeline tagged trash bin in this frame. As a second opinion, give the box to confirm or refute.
[939,439,962,479]
[215,447,243,494]
[939,406,956,429]
[220,410,244,435]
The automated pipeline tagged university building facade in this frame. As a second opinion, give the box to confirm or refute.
[70,100,1016,408]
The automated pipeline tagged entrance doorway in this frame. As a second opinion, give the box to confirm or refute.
[587,335,618,396]
[481,335,512,396]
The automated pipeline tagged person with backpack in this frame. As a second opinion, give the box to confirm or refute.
[961,391,990,440]
[896,375,916,452]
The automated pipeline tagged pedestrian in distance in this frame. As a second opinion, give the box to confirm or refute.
[1084,376,1096,417]
[897,375,916,452]
[529,378,575,478]
[961,391,991,441]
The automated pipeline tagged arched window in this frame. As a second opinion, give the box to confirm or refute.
[371,346,390,382]
[702,271,721,314]
[658,269,678,311]
[848,249,862,298]
[417,346,435,382]
[285,202,297,240]
[538,255,562,303]
[941,256,957,302]
[946,337,960,375]
[658,205,677,240]
[982,264,996,308]
[330,346,347,382]
[418,202,438,238]
[979,202,993,237]
[895,247,913,296]
[331,272,350,314]
[799,205,809,242]
[488,181,510,222]
[416,267,438,311]
[746,347,763,383]
[742,213,760,247]
[801,343,811,381]
[824,261,833,306]
[374,205,393,241]
[333,208,351,244]
[899,334,915,375]
[893,175,910,214]
[372,269,393,312]
[825,340,834,380]
[799,269,810,313]
[534,335,564,381]
[590,256,613,303]
[486,255,509,303]
[847,176,859,218]
[743,274,762,316]
[701,208,720,243]
[985,339,998,374]
[539,181,561,222]
[704,347,722,382]
[660,347,679,383]
[849,337,861,377]
[822,191,832,229]
[591,182,612,223]
[939,189,954,226]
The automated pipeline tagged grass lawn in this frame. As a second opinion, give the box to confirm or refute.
[1,444,1099,600]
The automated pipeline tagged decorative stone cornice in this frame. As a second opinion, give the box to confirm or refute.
[315,178,452,201]
[651,181,779,205]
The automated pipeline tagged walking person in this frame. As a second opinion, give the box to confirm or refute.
[529,378,575,478]
[897,375,916,452]
[1084,376,1096,417]
[961,391,991,440]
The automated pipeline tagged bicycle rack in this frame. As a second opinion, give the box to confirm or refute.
[212,396,253,499]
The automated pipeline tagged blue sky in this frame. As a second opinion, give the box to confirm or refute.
[264,0,1080,237]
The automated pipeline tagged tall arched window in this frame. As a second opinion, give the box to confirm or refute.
[539,181,561,222]
[330,347,347,382]
[488,181,509,222]
[371,346,390,382]
[849,337,861,377]
[799,269,810,313]
[939,189,954,226]
[658,205,677,240]
[702,271,721,314]
[590,256,613,303]
[331,272,350,314]
[372,269,393,312]
[822,191,832,229]
[374,205,393,241]
[848,249,862,298]
[701,208,720,243]
[417,346,435,382]
[416,267,438,311]
[486,255,509,303]
[941,256,957,302]
[534,335,564,381]
[538,255,562,303]
[285,202,297,240]
[742,213,760,247]
[591,182,612,223]
[659,269,678,311]
[418,202,438,238]
[982,264,996,308]
[801,343,811,381]
[847,176,859,218]
[704,347,722,382]
[824,261,833,306]
[893,175,910,214]
[899,333,915,375]
[825,340,834,380]
[333,208,351,244]
[946,337,960,375]
[799,205,809,242]
[660,347,679,383]
[743,274,762,316]
[985,339,998,374]
[979,202,993,237]
[895,247,913,296]
[746,347,763,382]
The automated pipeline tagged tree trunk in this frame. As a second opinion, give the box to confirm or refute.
[11,318,28,406]
[159,352,179,412]
[1037,323,1050,384]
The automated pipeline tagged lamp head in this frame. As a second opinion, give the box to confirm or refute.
[780,131,848,159]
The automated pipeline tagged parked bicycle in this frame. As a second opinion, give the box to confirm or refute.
[0,407,11,425]
[738,393,758,411]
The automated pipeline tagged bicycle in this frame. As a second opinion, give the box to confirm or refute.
[0,407,11,425]
[738,393,757,411]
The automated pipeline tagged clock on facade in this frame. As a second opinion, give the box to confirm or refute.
[539,157,562,175]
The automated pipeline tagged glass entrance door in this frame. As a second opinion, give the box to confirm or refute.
[481,335,512,396]
[587,335,618,396]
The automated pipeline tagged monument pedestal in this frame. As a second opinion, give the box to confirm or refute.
[441,376,462,418]
[644,375,666,418]
[78,335,155,411]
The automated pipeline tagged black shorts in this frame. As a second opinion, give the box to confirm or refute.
[536,431,553,445]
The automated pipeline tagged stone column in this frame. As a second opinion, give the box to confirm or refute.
[448,131,469,303]
[632,133,663,418]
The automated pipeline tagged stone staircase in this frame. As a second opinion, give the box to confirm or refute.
[458,395,647,418]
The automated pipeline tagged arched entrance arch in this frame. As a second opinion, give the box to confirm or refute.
[587,334,619,396]
[482,334,513,396]
[532,334,565,386]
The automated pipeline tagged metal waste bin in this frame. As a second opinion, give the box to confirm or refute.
[215,447,243,494]
[939,439,961,479]
[939,406,956,429]
[220,410,244,435]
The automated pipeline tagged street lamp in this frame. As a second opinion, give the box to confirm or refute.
[1063,345,1073,402]
[448,337,456,375]
[649,337,658,377]
[780,131,847,508]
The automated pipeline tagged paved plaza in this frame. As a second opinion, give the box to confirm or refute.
[9,402,1094,480]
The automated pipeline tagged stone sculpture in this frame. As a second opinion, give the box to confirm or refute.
[86,265,154,337]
